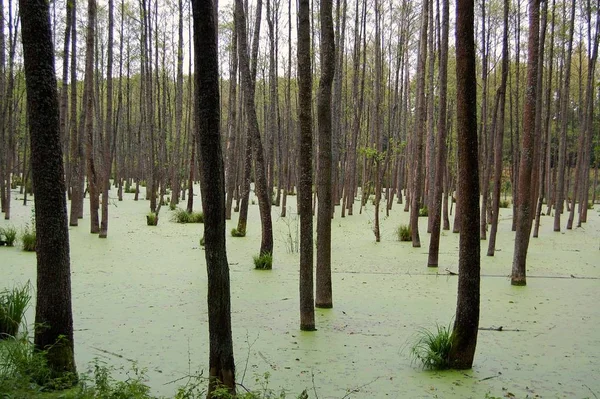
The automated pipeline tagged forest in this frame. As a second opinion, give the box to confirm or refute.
[1,0,599,397]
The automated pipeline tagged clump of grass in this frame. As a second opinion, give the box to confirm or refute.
[396,224,412,242]
[587,202,594,210]
[0,282,32,339]
[172,208,204,224]
[499,199,510,208]
[169,202,177,211]
[0,225,17,246]
[418,206,429,217]
[21,228,36,252]
[410,323,454,370]
[146,212,159,226]
[253,252,273,270]
[231,228,246,237]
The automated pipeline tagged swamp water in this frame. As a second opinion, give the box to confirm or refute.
[1,186,599,398]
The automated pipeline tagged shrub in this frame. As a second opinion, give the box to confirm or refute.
[146,212,159,226]
[172,208,204,224]
[21,229,36,252]
[253,252,273,270]
[418,206,428,217]
[499,199,510,208]
[410,323,454,370]
[0,225,17,246]
[231,228,246,237]
[396,224,412,242]
[0,282,32,339]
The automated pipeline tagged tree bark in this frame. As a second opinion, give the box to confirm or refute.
[297,0,315,331]
[20,0,77,379]
[191,0,236,395]
[448,0,480,370]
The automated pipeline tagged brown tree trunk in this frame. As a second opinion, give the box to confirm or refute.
[511,0,540,286]
[427,0,449,267]
[20,0,77,378]
[297,0,315,331]
[448,0,480,369]
[191,1,236,395]
[316,0,335,309]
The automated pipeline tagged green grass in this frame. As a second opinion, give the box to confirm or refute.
[172,208,204,224]
[253,252,273,270]
[0,225,18,246]
[499,199,510,208]
[21,228,36,252]
[146,212,159,226]
[0,336,306,398]
[231,228,246,237]
[0,282,32,339]
[418,206,428,217]
[410,323,454,370]
[396,224,412,242]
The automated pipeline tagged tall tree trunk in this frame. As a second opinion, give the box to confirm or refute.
[297,0,315,331]
[487,0,510,255]
[448,0,480,369]
[316,0,335,309]
[68,0,82,225]
[511,0,540,286]
[20,0,77,379]
[191,1,236,395]
[234,0,273,256]
[100,0,115,238]
[410,0,428,248]
[427,0,449,267]
[225,7,238,220]
[553,0,576,232]
[84,0,99,233]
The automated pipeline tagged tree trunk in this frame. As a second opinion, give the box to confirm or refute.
[20,0,77,379]
[191,1,236,395]
[316,0,335,309]
[511,0,540,286]
[297,0,315,331]
[448,0,480,370]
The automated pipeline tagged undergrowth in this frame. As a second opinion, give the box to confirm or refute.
[172,208,204,224]
[0,282,32,339]
[396,224,411,242]
[0,225,17,246]
[253,253,273,270]
[410,323,454,370]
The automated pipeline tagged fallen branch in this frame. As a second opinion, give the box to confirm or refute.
[479,326,523,332]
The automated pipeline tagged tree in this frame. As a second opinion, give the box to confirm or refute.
[191,0,235,395]
[316,0,335,309]
[234,0,274,257]
[19,0,77,379]
[448,0,480,369]
[297,0,315,331]
[511,0,540,286]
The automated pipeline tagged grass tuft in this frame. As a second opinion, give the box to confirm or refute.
[499,199,510,208]
[396,224,412,242]
[172,208,204,224]
[253,252,273,270]
[418,206,429,217]
[146,212,159,226]
[410,323,454,370]
[0,282,32,339]
[21,229,36,252]
[0,225,18,246]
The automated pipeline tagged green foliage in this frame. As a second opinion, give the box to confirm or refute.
[0,225,18,246]
[125,184,138,194]
[0,282,32,339]
[418,206,428,217]
[253,253,273,270]
[172,208,204,224]
[21,228,36,252]
[396,224,412,242]
[499,199,510,208]
[231,228,246,237]
[199,236,205,247]
[410,324,454,370]
[169,202,177,211]
[587,202,594,210]
[359,146,386,163]
[11,176,23,190]
[146,212,159,226]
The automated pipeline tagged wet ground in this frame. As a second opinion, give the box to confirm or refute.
[1,186,599,398]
